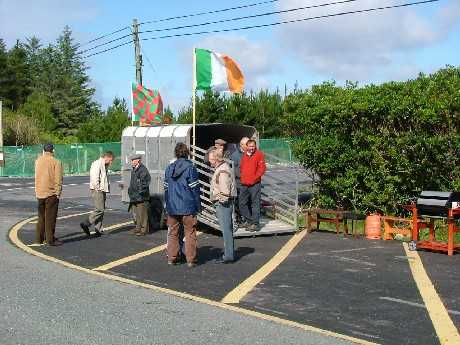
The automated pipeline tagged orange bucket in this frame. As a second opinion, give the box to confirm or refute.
[365,214,381,240]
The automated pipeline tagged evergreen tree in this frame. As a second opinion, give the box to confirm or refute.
[77,97,130,142]
[24,36,43,87]
[50,26,99,136]
[19,91,56,132]
[4,41,31,110]
[0,39,9,106]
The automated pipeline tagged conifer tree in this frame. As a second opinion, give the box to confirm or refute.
[49,26,98,135]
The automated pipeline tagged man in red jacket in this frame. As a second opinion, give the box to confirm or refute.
[239,139,266,232]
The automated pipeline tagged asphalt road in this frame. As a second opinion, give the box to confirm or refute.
[0,175,354,345]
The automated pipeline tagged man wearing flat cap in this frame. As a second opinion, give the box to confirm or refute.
[214,138,231,159]
[34,143,63,246]
[128,154,151,236]
[205,138,231,164]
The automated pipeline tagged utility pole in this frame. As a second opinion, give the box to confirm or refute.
[0,100,4,172]
[132,19,143,85]
[0,100,3,148]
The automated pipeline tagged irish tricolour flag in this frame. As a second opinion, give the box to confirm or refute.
[194,48,244,93]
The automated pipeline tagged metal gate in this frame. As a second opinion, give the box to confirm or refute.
[191,145,313,237]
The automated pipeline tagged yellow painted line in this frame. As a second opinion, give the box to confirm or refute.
[30,211,92,224]
[93,231,203,271]
[9,220,377,345]
[403,243,460,344]
[26,220,134,246]
[103,221,133,232]
[222,229,308,304]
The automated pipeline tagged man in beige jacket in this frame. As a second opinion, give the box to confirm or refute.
[209,148,237,263]
[80,151,114,236]
[34,143,63,246]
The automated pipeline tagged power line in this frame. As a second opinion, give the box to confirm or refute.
[83,0,439,59]
[139,0,280,26]
[82,0,358,54]
[79,26,130,47]
[139,0,360,35]
[80,33,132,54]
[142,48,157,73]
[140,0,439,42]
[83,40,132,58]
[81,0,280,50]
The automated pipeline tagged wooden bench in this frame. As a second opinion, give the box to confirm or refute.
[304,208,348,235]
[381,216,413,240]
[382,207,434,241]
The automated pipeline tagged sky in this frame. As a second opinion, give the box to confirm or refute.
[1,0,459,114]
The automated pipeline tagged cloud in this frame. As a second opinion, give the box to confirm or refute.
[275,0,460,81]
[0,0,98,47]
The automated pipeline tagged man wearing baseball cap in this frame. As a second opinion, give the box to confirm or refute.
[34,143,63,246]
[128,154,151,236]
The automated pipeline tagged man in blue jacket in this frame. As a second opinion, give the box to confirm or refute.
[164,143,201,267]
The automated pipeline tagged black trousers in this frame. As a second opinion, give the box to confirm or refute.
[239,182,261,225]
[36,195,59,244]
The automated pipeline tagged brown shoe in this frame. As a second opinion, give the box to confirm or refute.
[48,240,63,246]
[135,232,147,236]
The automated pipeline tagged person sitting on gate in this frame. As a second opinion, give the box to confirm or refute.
[209,148,237,264]
[239,139,266,232]
[164,143,201,268]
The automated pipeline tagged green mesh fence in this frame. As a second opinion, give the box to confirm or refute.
[0,139,293,177]
[259,138,294,163]
[0,143,121,177]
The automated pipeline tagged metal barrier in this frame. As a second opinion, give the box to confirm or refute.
[191,145,313,237]
[191,145,221,230]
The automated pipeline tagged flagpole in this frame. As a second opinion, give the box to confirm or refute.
[130,82,134,127]
[192,47,197,156]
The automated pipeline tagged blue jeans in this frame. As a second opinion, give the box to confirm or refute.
[215,201,235,261]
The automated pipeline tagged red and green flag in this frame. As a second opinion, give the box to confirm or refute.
[131,83,163,125]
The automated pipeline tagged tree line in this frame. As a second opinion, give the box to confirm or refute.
[2,26,458,212]
[0,27,132,145]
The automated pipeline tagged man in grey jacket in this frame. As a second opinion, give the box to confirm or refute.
[209,148,237,263]
[80,151,114,237]
[230,137,249,227]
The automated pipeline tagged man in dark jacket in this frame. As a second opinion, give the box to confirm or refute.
[128,154,151,236]
[164,143,201,267]
[230,137,249,227]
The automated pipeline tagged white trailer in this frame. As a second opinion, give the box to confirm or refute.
[121,123,312,236]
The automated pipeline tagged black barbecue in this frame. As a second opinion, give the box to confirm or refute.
[412,190,460,256]
[416,191,460,219]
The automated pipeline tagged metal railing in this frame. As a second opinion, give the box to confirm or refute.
[191,145,220,229]
[191,146,312,232]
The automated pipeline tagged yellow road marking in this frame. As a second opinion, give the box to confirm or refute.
[30,211,92,224]
[103,221,133,232]
[26,220,134,246]
[93,231,203,271]
[9,219,377,345]
[93,244,166,271]
[403,243,460,344]
[222,229,307,304]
